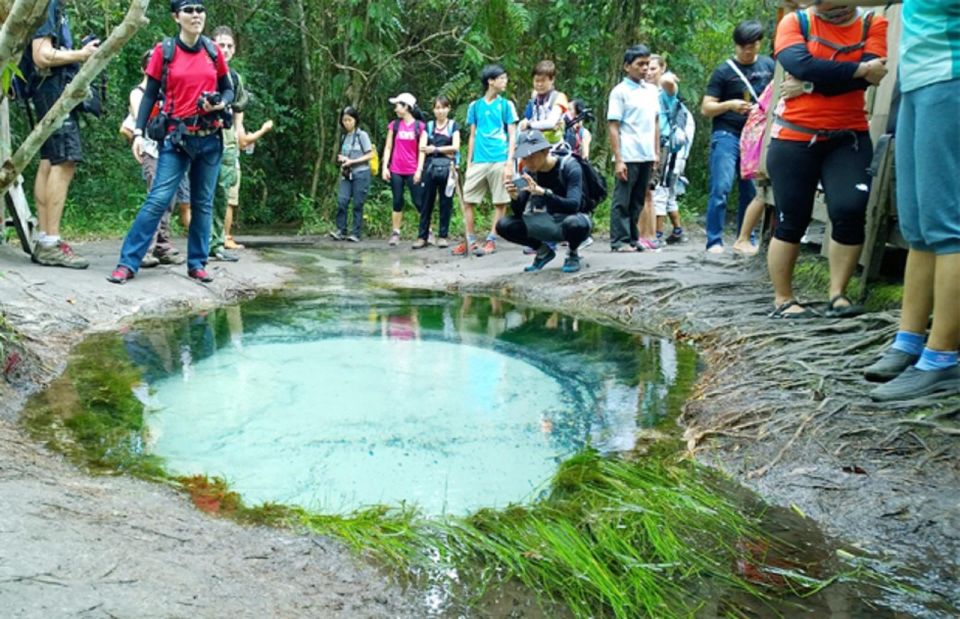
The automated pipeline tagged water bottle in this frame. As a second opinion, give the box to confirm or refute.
[444,164,456,198]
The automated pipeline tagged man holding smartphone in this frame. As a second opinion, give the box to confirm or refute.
[497,130,591,273]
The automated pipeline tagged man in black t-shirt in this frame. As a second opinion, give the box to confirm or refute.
[497,130,591,273]
[27,0,99,269]
[700,20,774,254]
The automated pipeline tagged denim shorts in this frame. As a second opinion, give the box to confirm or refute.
[896,79,960,255]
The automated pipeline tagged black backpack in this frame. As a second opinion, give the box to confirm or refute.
[562,154,608,214]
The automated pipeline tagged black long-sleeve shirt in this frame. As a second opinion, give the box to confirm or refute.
[510,156,583,217]
[778,44,879,96]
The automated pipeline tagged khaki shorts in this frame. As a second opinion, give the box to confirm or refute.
[463,161,511,205]
[227,165,241,205]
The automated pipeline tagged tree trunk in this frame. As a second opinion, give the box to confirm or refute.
[0,0,48,78]
[0,0,150,195]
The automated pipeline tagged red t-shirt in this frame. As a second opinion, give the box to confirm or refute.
[146,39,229,121]
[773,10,887,141]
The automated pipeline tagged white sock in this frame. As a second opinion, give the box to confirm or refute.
[39,234,58,247]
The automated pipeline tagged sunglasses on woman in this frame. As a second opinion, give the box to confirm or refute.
[180,5,205,14]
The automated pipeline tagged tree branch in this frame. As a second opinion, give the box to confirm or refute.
[0,0,48,78]
[0,0,149,195]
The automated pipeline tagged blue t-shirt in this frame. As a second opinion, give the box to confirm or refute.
[900,0,960,93]
[607,78,659,163]
[466,95,518,163]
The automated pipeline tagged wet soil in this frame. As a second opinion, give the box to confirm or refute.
[2,233,958,616]
[0,240,419,617]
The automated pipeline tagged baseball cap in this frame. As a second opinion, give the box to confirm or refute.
[388,93,417,108]
[514,130,552,160]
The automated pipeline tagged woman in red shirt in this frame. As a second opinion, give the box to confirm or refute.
[108,0,234,284]
[766,4,888,318]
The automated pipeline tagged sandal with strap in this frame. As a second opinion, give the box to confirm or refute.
[825,294,865,318]
[769,299,820,320]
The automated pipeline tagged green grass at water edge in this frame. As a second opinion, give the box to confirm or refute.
[792,257,902,313]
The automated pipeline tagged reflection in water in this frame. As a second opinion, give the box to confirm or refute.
[125,291,693,515]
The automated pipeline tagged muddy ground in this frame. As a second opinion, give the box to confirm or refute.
[0,240,420,618]
[1,233,958,616]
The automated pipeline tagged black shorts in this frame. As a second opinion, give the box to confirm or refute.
[32,78,83,165]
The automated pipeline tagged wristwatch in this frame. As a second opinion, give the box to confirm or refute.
[802,81,814,94]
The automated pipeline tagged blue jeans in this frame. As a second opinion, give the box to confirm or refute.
[705,130,756,249]
[119,134,223,272]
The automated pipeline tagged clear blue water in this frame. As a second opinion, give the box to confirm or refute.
[125,288,691,515]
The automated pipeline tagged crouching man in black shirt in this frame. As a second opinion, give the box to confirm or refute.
[497,130,591,273]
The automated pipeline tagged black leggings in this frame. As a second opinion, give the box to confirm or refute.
[390,173,423,214]
[766,132,873,245]
[496,213,592,252]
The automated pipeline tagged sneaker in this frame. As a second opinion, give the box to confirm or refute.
[157,251,186,265]
[411,238,428,249]
[581,236,594,250]
[523,246,556,272]
[562,253,581,273]
[141,254,160,268]
[33,241,89,269]
[210,249,239,262]
[666,230,688,245]
[436,237,449,248]
[346,234,360,243]
[329,230,344,241]
[477,239,496,256]
[864,349,921,383]
[106,265,134,284]
[452,241,478,256]
[637,238,661,253]
[869,365,960,402]
[188,268,214,283]
[389,231,400,246]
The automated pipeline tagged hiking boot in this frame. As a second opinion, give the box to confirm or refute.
[141,254,160,268]
[562,252,581,273]
[188,268,214,283]
[157,251,186,265]
[869,365,960,402]
[346,234,360,243]
[329,230,344,241]
[864,348,921,383]
[388,230,400,246]
[106,265,134,284]
[523,245,556,272]
[477,239,496,256]
[452,241,478,256]
[210,249,239,262]
[411,238,428,249]
[33,241,89,269]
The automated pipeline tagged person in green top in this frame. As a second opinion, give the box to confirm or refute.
[209,26,274,260]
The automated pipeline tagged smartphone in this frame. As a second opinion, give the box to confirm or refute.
[512,175,528,191]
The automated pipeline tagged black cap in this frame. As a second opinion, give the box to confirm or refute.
[514,130,552,160]
[171,0,204,12]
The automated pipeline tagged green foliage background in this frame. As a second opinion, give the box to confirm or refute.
[12,0,775,237]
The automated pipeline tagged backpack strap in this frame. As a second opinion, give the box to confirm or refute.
[159,37,177,115]
[199,35,220,62]
[725,58,759,101]
[799,9,875,60]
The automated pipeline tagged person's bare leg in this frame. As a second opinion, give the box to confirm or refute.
[768,238,802,313]
[179,202,191,230]
[490,204,507,238]
[42,162,76,237]
[462,202,476,240]
[668,211,682,229]
[391,211,402,233]
[733,195,765,256]
[224,203,244,249]
[927,253,960,352]
[899,249,935,334]
[827,240,863,306]
[33,160,50,234]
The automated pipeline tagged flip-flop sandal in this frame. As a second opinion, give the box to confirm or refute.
[825,294,865,318]
[769,299,819,320]
[612,245,638,253]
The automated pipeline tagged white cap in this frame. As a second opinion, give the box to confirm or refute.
[388,92,417,108]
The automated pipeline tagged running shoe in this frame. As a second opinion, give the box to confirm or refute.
[346,235,360,243]
[411,238,428,249]
[477,239,496,256]
[452,241,478,256]
[157,251,186,265]
[665,230,688,245]
[329,230,344,241]
[581,236,594,249]
[188,268,214,283]
[388,230,400,246]
[106,265,134,284]
[637,238,661,252]
[523,245,556,272]
[870,365,960,402]
[210,249,239,262]
[562,253,581,273]
[436,237,449,248]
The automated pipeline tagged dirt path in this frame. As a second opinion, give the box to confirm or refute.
[383,236,960,607]
[0,240,418,617]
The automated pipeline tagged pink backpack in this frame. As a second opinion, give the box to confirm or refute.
[739,83,778,180]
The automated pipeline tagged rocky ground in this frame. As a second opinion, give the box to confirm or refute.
[1,232,958,616]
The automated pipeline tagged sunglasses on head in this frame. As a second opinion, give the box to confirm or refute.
[180,5,205,14]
